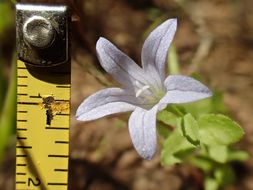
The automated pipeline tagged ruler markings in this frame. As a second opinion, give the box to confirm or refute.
[16,172,26,176]
[56,113,70,116]
[48,154,68,158]
[17,67,27,69]
[17,75,28,78]
[47,182,68,186]
[18,84,28,87]
[16,145,32,149]
[16,4,70,189]
[18,110,28,113]
[17,163,27,166]
[56,85,70,88]
[17,102,39,105]
[46,127,69,130]
[16,181,26,184]
[18,93,28,96]
[17,154,27,157]
[17,137,27,140]
[29,95,41,98]
[17,128,27,131]
[17,119,27,122]
[55,140,69,144]
[54,168,68,172]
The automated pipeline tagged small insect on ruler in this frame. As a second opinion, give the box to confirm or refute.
[16,4,70,190]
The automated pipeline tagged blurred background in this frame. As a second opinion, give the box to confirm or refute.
[0,0,253,189]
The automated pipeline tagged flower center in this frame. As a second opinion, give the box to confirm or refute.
[134,81,165,108]
[135,85,150,97]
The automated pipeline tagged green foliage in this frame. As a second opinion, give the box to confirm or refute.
[227,150,249,162]
[156,29,248,189]
[214,165,235,186]
[132,10,247,189]
[0,55,16,163]
[168,45,180,75]
[158,92,248,190]
[0,0,15,113]
[182,90,227,118]
[204,177,219,190]
[0,54,7,113]
[160,110,247,189]
[157,122,170,139]
[0,1,14,39]
[198,114,244,146]
[157,109,178,126]
[181,113,199,144]
[161,124,195,165]
[0,1,16,164]
[208,145,228,163]
[190,156,214,172]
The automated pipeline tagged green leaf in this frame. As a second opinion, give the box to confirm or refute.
[208,145,228,163]
[210,91,227,113]
[214,165,235,186]
[198,114,244,146]
[182,90,227,118]
[183,98,212,117]
[190,156,214,172]
[204,177,219,190]
[0,2,14,39]
[227,150,249,162]
[166,105,187,117]
[161,152,181,165]
[161,124,196,165]
[181,113,199,145]
[157,109,178,126]
[168,44,180,75]
[157,122,170,139]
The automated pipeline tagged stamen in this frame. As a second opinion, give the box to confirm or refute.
[136,85,150,97]
[134,81,142,88]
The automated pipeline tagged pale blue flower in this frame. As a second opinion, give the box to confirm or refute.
[76,19,212,160]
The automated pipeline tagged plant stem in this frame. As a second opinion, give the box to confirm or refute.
[168,44,180,74]
[0,54,16,163]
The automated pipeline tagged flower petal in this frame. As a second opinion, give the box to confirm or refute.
[160,75,213,104]
[142,19,177,81]
[76,88,137,121]
[128,105,158,160]
[96,37,150,89]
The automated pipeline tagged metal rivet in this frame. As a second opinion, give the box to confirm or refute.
[23,16,55,49]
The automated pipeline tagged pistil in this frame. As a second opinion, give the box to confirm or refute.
[136,85,151,97]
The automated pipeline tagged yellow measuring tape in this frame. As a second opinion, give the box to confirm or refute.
[16,4,70,190]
